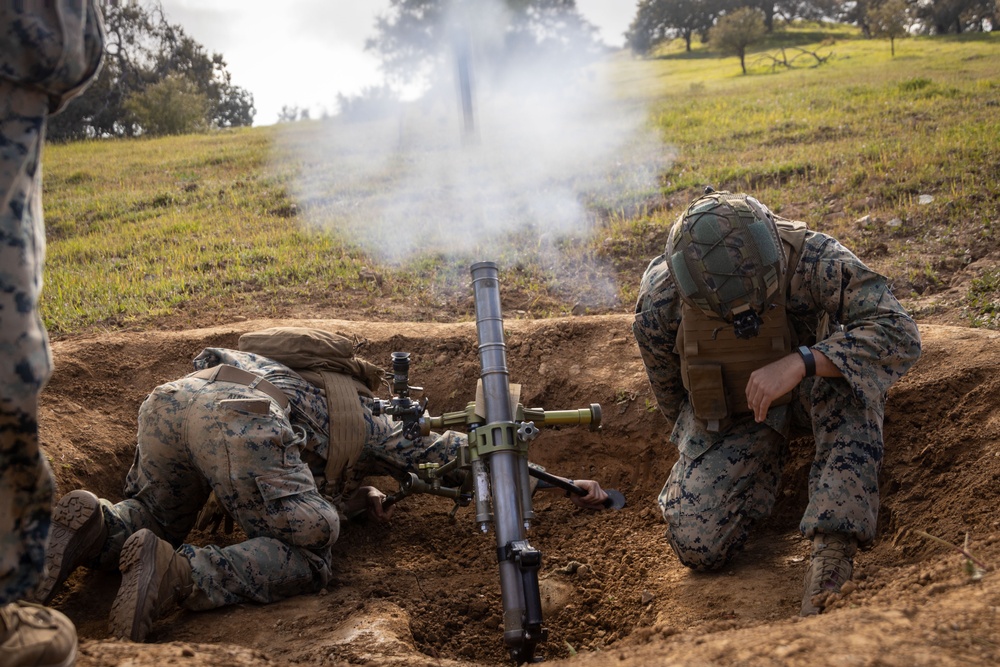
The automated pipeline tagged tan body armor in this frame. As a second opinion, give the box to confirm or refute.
[675,220,807,432]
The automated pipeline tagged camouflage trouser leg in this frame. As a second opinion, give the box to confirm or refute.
[792,376,883,545]
[103,378,340,609]
[658,406,786,570]
[660,376,884,570]
[179,539,333,610]
[0,100,54,603]
[0,448,54,603]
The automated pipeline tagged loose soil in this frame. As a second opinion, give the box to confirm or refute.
[39,313,1000,667]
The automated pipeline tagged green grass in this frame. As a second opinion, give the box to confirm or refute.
[597,26,1000,313]
[41,24,1000,335]
[965,269,1000,328]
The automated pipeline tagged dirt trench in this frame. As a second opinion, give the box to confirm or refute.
[38,316,1000,667]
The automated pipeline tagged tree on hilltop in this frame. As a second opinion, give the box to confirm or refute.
[48,1,254,140]
[124,74,210,135]
[911,0,996,33]
[709,7,767,74]
[364,0,603,90]
[868,0,910,56]
[626,0,721,53]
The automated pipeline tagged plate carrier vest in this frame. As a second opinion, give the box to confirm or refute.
[674,219,807,432]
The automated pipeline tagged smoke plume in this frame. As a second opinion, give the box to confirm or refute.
[271,0,672,309]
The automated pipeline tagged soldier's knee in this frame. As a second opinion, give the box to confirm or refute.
[665,526,732,571]
[279,496,340,549]
[663,503,749,570]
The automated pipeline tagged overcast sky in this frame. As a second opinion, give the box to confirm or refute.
[157,1,635,126]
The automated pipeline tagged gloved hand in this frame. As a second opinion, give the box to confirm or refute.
[195,491,235,534]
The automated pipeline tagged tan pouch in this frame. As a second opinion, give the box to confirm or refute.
[686,363,728,423]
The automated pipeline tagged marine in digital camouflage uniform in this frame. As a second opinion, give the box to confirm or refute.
[39,330,610,642]
[37,340,466,640]
[1,2,104,664]
[632,190,921,615]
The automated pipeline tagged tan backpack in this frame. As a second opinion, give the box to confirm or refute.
[238,327,385,495]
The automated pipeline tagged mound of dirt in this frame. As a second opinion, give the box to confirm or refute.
[39,316,1000,667]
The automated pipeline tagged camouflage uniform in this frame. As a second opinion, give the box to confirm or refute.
[87,348,465,609]
[633,225,921,570]
[0,0,103,603]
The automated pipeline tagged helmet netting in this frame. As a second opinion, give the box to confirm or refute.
[666,192,785,324]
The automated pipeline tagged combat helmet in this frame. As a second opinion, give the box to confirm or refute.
[666,188,786,339]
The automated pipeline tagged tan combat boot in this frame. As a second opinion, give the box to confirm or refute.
[0,601,77,667]
[34,489,107,604]
[109,529,193,642]
[800,532,857,616]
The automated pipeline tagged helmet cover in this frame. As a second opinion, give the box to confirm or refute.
[666,192,785,338]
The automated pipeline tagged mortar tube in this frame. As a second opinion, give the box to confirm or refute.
[471,261,528,650]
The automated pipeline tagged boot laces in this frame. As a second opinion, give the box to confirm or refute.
[808,535,855,593]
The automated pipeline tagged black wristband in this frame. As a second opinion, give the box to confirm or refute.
[796,346,816,378]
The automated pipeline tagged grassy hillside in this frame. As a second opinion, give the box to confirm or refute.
[41,25,1000,336]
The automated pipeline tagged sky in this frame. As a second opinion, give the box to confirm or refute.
[158,0,635,126]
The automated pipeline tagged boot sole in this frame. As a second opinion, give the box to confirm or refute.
[52,644,78,667]
[109,530,160,642]
[35,490,102,604]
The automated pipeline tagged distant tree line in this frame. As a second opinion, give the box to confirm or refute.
[48,1,254,141]
[626,0,997,54]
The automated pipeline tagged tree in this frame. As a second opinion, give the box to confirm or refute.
[833,0,877,35]
[365,0,603,90]
[869,0,910,56]
[709,7,768,74]
[124,75,209,136]
[152,29,254,128]
[911,0,997,33]
[47,1,254,141]
[626,0,721,53]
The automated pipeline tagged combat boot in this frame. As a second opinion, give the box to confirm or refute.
[33,489,107,604]
[109,528,193,642]
[800,532,857,616]
[0,601,77,667]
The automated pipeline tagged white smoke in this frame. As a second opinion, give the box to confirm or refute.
[271,0,672,308]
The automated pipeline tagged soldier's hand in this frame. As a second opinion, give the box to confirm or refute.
[746,353,810,422]
[349,486,395,523]
[194,491,235,534]
[569,479,610,510]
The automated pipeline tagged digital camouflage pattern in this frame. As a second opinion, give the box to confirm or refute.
[0,0,103,603]
[85,349,466,609]
[634,219,921,569]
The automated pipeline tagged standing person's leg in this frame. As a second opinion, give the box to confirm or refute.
[0,80,78,665]
[0,85,54,605]
[659,404,787,570]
